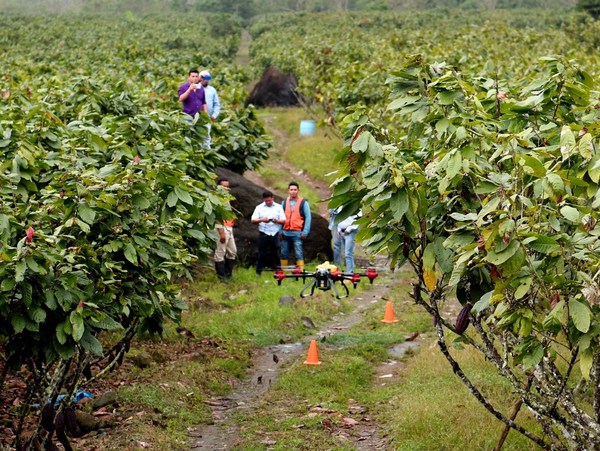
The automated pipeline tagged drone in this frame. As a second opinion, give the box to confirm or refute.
[274,262,378,299]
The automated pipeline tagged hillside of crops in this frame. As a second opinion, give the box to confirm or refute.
[249,8,600,121]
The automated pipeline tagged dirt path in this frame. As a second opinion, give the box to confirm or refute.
[187,30,405,450]
[188,279,402,450]
[244,113,333,218]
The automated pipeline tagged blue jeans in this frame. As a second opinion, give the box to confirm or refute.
[280,231,304,261]
[341,229,358,273]
[332,230,343,267]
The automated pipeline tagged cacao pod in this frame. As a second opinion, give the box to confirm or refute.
[41,404,54,432]
[455,303,472,335]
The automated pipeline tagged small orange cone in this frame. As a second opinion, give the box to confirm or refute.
[381,301,399,323]
[303,339,322,365]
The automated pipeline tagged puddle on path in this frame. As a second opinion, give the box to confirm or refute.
[388,341,420,358]
[188,284,400,450]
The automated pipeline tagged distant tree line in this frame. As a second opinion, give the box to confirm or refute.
[0,0,582,17]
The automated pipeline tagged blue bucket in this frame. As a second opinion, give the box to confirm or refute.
[299,120,316,137]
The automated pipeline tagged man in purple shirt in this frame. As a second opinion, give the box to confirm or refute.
[178,68,207,117]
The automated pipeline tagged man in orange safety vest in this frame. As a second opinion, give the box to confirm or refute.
[280,181,311,271]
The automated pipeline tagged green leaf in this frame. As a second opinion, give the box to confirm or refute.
[545,173,564,194]
[25,256,42,273]
[423,243,436,271]
[389,190,409,222]
[54,341,75,360]
[76,218,91,234]
[15,261,26,282]
[522,344,543,369]
[174,186,193,205]
[12,314,26,334]
[485,240,519,265]
[450,212,477,222]
[472,291,492,313]
[514,277,532,300]
[0,214,10,241]
[167,190,178,207]
[560,126,576,159]
[78,203,96,224]
[580,347,593,379]
[29,307,46,323]
[569,300,591,333]
[22,282,33,308]
[124,242,138,265]
[447,151,462,179]
[70,311,85,341]
[560,206,580,224]
[80,331,104,356]
[517,154,546,177]
[588,153,600,183]
[56,323,68,345]
[499,246,525,276]
[132,194,151,209]
[528,235,560,255]
[1,278,16,292]
[352,131,370,152]
[91,315,123,331]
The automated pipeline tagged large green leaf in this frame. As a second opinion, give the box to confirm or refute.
[527,235,560,255]
[569,299,591,333]
[485,240,520,265]
[78,203,97,225]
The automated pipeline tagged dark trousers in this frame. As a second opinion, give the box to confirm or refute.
[257,232,280,273]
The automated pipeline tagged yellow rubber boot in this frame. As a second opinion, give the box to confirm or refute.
[297,260,304,271]
[280,259,288,269]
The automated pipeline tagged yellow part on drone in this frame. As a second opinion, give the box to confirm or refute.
[316,261,338,272]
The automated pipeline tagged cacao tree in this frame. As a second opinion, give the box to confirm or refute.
[0,80,234,448]
[331,55,600,449]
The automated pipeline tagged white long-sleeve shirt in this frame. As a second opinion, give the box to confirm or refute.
[338,214,359,233]
[204,85,221,119]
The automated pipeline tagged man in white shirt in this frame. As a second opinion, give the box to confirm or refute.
[337,213,359,274]
[199,70,221,148]
[251,191,285,275]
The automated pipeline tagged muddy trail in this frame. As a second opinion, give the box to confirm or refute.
[187,277,418,450]
[185,31,419,450]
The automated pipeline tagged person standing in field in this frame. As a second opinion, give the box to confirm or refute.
[251,191,285,275]
[280,182,311,271]
[178,68,207,119]
[337,212,360,274]
[199,70,221,148]
[214,177,237,282]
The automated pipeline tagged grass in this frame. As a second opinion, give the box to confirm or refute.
[181,265,355,346]
[226,268,543,450]
[256,107,343,207]
[383,344,541,451]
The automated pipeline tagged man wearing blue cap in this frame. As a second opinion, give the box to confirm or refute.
[199,70,221,148]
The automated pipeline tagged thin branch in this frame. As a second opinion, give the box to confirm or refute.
[431,303,553,450]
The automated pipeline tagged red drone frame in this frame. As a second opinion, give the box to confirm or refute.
[274,264,378,299]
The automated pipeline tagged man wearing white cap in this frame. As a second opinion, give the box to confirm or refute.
[199,70,221,148]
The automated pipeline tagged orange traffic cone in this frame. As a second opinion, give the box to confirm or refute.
[303,339,322,365]
[381,301,399,323]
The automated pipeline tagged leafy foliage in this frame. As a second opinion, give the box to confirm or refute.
[578,0,600,17]
[331,55,600,449]
[249,8,600,449]
[0,10,268,448]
